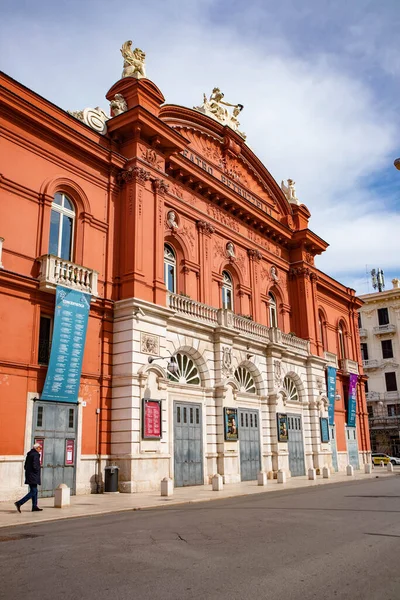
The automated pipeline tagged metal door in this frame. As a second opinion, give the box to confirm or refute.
[346,426,359,469]
[330,425,339,472]
[174,402,203,487]
[287,414,306,476]
[32,401,77,497]
[238,409,261,481]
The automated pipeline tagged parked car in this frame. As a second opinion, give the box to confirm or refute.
[371,453,400,466]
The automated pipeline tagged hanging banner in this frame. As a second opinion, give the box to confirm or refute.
[326,366,337,426]
[347,373,358,427]
[41,286,91,403]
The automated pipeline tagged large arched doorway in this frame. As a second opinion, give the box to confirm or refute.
[235,366,261,481]
[283,376,306,476]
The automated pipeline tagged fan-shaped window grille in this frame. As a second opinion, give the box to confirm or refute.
[234,366,256,394]
[167,352,200,385]
[283,376,299,402]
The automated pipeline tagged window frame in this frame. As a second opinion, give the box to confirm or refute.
[164,243,177,294]
[269,292,278,328]
[378,308,389,326]
[222,270,234,311]
[38,314,53,366]
[48,192,76,261]
[381,339,394,360]
[385,372,398,392]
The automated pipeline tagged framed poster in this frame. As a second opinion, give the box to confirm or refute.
[277,413,289,442]
[224,408,239,441]
[34,438,44,466]
[320,417,330,443]
[142,399,162,439]
[65,439,75,465]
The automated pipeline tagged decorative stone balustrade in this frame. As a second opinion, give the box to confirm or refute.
[358,328,367,338]
[37,254,98,297]
[373,323,396,336]
[339,358,359,374]
[281,332,310,354]
[362,359,380,370]
[324,351,338,368]
[232,314,270,340]
[366,391,381,401]
[168,293,218,324]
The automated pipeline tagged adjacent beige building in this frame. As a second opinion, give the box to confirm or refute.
[359,278,400,455]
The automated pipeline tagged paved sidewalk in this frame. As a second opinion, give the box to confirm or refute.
[0,467,396,529]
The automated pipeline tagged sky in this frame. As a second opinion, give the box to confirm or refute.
[1,0,399,295]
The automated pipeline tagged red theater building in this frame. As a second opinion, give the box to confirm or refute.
[0,44,370,500]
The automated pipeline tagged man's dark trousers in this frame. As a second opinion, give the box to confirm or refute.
[18,484,38,508]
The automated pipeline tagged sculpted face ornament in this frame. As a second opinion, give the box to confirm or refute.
[110,94,127,116]
[120,40,146,79]
[194,89,246,139]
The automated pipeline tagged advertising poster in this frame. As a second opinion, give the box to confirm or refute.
[277,413,289,442]
[224,408,239,441]
[142,400,162,439]
[41,286,91,403]
[326,366,337,426]
[347,373,358,427]
[65,439,75,466]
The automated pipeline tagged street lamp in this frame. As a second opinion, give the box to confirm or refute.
[148,354,179,376]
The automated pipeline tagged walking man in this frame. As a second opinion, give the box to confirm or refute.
[15,443,43,512]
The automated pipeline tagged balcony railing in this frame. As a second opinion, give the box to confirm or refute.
[384,391,400,401]
[37,255,99,297]
[359,328,367,338]
[167,293,310,353]
[366,391,382,401]
[362,359,380,370]
[339,358,359,374]
[373,323,396,336]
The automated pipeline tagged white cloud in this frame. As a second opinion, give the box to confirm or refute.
[1,1,399,294]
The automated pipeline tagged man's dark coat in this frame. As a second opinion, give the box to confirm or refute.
[24,448,41,485]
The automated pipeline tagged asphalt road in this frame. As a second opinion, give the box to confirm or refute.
[1,477,400,600]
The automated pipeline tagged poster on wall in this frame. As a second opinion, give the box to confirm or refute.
[224,408,239,441]
[65,439,75,466]
[34,438,44,466]
[41,286,91,403]
[347,373,358,427]
[326,366,337,426]
[277,413,289,442]
[320,418,330,443]
[142,400,162,439]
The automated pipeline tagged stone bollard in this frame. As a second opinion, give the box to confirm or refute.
[322,466,331,479]
[308,468,317,480]
[54,483,70,508]
[387,462,394,473]
[212,474,223,491]
[277,470,286,484]
[380,461,385,468]
[257,471,268,486]
[160,477,173,497]
[364,463,372,474]
[346,465,354,476]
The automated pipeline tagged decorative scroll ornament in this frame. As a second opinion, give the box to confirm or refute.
[110,94,127,116]
[281,179,300,205]
[68,107,109,134]
[194,88,246,139]
[120,40,146,79]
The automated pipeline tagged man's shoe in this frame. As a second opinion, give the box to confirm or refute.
[14,502,21,513]
[32,507,43,512]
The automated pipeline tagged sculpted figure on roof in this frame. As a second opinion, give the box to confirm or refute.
[194,88,246,139]
[281,179,300,205]
[121,40,146,79]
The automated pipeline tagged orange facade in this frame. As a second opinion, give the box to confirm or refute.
[0,70,369,499]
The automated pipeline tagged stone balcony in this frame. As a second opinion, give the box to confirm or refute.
[37,254,99,297]
[358,328,367,338]
[167,293,310,354]
[373,323,396,336]
[324,351,338,368]
[366,391,382,401]
[362,359,380,370]
[339,358,359,375]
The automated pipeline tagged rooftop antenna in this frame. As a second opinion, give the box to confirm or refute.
[371,268,385,293]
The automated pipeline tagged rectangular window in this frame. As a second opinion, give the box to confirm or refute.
[38,315,53,365]
[37,406,44,427]
[381,340,393,359]
[361,343,369,361]
[358,313,362,328]
[364,380,369,393]
[385,372,398,392]
[367,405,373,418]
[378,308,389,326]
[387,404,400,417]
[68,408,74,429]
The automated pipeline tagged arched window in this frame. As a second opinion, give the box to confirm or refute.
[338,321,346,359]
[283,376,299,402]
[319,310,327,350]
[234,366,256,394]
[222,271,233,310]
[167,352,200,385]
[48,192,75,260]
[164,244,176,293]
[269,292,278,328]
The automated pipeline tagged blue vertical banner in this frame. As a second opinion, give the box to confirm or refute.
[347,373,358,427]
[327,366,337,426]
[41,286,91,403]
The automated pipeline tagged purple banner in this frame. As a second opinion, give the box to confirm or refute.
[347,373,358,427]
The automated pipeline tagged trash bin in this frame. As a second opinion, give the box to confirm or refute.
[104,465,119,492]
